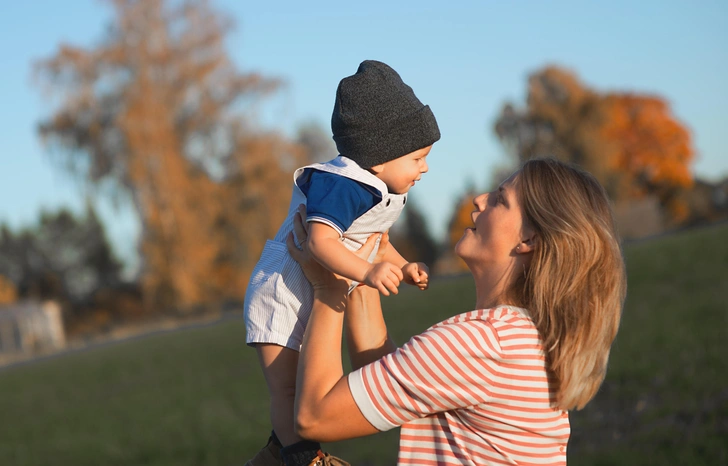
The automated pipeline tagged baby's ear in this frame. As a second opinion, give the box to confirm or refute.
[369,163,384,174]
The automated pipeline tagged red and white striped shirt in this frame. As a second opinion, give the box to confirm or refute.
[348,306,570,465]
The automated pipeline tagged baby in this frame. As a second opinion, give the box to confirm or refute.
[243,60,440,466]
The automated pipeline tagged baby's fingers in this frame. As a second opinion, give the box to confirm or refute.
[378,272,400,296]
[392,264,404,282]
[384,278,399,295]
[416,271,429,290]
[408,269,422,284]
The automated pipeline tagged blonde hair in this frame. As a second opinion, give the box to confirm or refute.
[516,158,627,411]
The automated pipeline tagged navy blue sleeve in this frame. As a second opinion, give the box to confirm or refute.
[300,170,380,235]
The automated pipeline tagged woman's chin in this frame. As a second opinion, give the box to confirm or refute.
[454,230,472,255]
[454,239,468,261]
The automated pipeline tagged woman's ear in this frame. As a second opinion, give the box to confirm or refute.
[517,233,539,254]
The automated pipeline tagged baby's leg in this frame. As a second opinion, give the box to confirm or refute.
[255,343,302,446]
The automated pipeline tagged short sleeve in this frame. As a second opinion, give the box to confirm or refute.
[348,319,503,431]
[303,171,379,235]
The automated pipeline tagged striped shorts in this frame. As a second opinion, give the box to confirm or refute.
[243,240,314,351]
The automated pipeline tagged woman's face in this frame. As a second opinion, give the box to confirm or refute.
[455,172,528,269]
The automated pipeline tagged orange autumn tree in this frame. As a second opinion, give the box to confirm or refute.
[600,94,694,221]
[439,189,478,274]
[35,0,306,311]
[0,274,17,305]
[495,66,694,224]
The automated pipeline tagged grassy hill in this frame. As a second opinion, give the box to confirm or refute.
[1,223,726,465]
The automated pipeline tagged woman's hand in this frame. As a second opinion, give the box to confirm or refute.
[286,205,344,291]
[371,229,391,264]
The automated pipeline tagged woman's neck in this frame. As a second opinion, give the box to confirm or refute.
[471,265,516,310]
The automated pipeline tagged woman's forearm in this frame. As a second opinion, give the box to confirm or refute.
[345,285,397,370]
[295,284,346,426]
[290,215,384,441]
[294,283,378,441]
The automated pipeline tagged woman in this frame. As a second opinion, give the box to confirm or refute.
[287,158,626,465]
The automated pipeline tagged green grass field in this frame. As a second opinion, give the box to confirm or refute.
[1,223,727,465]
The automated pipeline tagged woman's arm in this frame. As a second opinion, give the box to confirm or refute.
[287,208,381,442]
[294,282,380,442]
[346,237,397,371]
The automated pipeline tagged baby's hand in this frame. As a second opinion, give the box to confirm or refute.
[363,261,403,296]
[402,262,429,290]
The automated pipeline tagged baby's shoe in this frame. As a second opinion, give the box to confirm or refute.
[306,449,350,466]
[245,436,284,466]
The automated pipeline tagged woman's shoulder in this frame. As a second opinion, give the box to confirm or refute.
[433,305,532,328]
[430,306,540,346]
[420,306,541,359]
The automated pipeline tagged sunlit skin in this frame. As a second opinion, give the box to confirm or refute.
[256,149,433,447]
[455,172,537,309]
[288,177,539,441]
[369,145,431,194]
[288,160,628,453]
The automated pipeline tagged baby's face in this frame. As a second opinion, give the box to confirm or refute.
[373,145,432,194]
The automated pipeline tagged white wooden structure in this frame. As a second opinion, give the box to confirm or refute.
[0,301,65,354]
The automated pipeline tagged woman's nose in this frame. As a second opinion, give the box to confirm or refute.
[473,193,488,210]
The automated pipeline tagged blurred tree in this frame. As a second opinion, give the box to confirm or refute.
[447,194,476,254]
[389,199,439,270]
[34,205,122,301]
[434,190,478,275]
[35,0,304,311]
[0,274,17,305]
[600,94,694,221]
[0,207,122,308]
[296,121,338,164]
[494,66,694,224]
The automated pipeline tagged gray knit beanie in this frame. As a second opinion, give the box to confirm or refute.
[331,60,441,169]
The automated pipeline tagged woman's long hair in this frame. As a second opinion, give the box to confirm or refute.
[517,158,627,410]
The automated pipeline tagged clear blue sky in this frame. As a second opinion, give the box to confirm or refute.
[1,0,726,276]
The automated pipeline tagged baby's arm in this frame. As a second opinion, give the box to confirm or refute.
[382,243,430,290]
[307,222,403,296]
